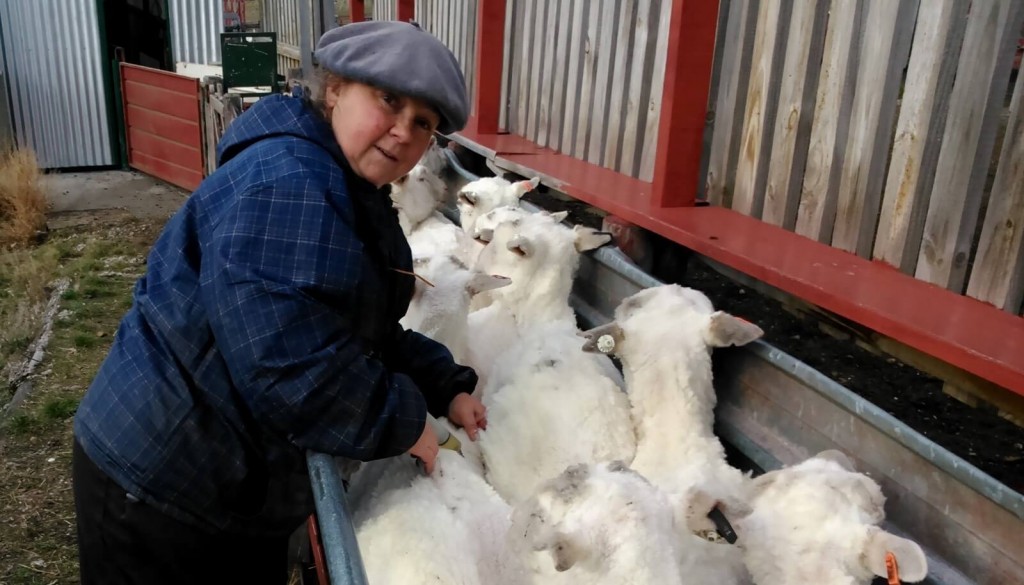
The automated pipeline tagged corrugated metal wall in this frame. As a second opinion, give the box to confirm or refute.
[0,0,113,168]
[415,0,478,109]
[374,0,396,21]
[169,0,223,65]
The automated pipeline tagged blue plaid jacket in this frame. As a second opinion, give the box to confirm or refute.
[74,94,476,535]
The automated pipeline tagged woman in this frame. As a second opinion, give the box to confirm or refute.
[72,21,485,584]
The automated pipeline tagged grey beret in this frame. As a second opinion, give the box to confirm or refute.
[314,21,469,134]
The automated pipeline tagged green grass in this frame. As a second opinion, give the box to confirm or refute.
[0,215,167,585]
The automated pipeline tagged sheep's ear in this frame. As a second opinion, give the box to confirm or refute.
[815,449,856,471]
[573,225,613,252]
[475,227,494,243]
[459,190,478,205]
[549,210,569,223]
[394,174,409,186]
[512,176,541,198]
[579,322,624,354]
[862,528,928,583]
[507,234,535,257]
[467,273,511,296]
[704,312,764,347]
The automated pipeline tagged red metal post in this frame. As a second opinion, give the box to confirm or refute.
[651,0,720,208]
[467,0,507,135]
[397,0,415,22]
[350,0,365,23]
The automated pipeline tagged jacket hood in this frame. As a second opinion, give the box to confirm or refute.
[216,94,344,168]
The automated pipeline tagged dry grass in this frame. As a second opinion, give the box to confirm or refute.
[0,150,50,248]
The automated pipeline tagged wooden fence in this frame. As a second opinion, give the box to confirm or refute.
[707,0,1024,315]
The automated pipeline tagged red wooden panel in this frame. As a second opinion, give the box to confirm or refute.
[130,151,203,192]
[125,106,201,145]
[397,0,414,22]
[121,63,203,192]
[122,64,199,95]
[128,128,202,170]
[652,0,719,208]
[449,129,1024,398]
[467,0,506,134]
[123,81,201,121]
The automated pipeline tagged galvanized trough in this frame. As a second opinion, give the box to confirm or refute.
[307,155,1024,585]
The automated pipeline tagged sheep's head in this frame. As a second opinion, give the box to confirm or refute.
[510,461,675,574]
[391,165,446,234]
[456,175,540,234]
[580,284,763,366]
[742,452,928,585]
[475,215,610,307]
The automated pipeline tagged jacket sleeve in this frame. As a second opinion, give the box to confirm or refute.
[382,325,479,417]
[203,180,426,462]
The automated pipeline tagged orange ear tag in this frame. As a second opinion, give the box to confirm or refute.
[885,551,901,585]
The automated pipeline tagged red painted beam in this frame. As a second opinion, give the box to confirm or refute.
[350,0,365,23]
[651,0,720,208]
[466,0,507,135]
[397,0,414,22]
[450,127,1024,398]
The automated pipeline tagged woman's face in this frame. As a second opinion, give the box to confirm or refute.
[324,80,440,187]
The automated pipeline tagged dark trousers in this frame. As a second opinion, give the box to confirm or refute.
[72,439,290,585]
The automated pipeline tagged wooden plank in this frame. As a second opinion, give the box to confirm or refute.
[499,0,513,130]
[731,0,788,218]
[573,0,601,158]
[536,0,560,148]
[122,65,199,95]
[706,0,758,207]
[125,105,201,145]
[515,0,535,136]
[916,0,1024,292]
[794,0,861,242]
[123,81,201,122]
[128,127,202,170]
[560,0,586,153]
[966,67,1024,312]
[130,151,203,192]
[602,0,637,168]
[526,0,547,142]
[637,0,672,181]
[873,0,969,273]
[586,0,620,166]
[831,0,917,257]
[760,0,827,229]
[619,0,655,178]
[547,0,573,151]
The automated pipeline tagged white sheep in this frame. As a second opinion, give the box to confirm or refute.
[465,212,633,503]
[466,210,620,382]
[392,164,448,236]
[456,176,539,237]
[703,450,929,585]
[392,165,478,264]
[400,254,510,365]
[348,429,527,585]
[477,321,636,504]
[509,461,690,585]
[581,284,764,584]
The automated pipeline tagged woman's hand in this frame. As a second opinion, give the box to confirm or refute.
[448,393,487,441]
[407,419,439,473]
